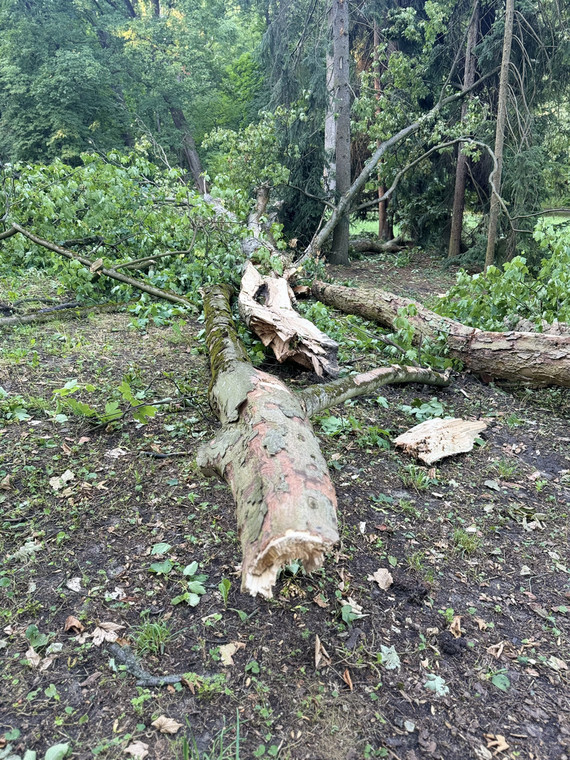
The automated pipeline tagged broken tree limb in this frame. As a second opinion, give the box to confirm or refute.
[394,418,487,465]
[238,261,339,377]
[312,281,570,387]
[0,302,122,328]
[350,237,404,255]
[196,284,339,598]
[298,365,451,417]
[8,224,196,310]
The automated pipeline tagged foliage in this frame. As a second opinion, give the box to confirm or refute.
[0,151,246,320]
[436,221,570,330]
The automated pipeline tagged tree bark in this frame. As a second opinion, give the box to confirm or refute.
[484,0,514,269]
[196,284,340,598]
[448,1,479,259]
[329,0,351,265]
[197,285,450,597]
[312,281,570,387]
[168,106,206,194]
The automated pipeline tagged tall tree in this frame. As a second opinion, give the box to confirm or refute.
[329,0,351,265]
[484,0,514,269]
[448,0,479,259]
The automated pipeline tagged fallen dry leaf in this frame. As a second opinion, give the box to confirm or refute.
[49,469,75,491]
[312,594,329,609]
[368,568,393,591]
[486,641,505,659]
[547,655,568,671]
[485,734,509,755]
[151,715,183,734]
[91,621,125,646]
[0,474,11,490]
[39,655,56,672]
[474,617,488,631]
[79,672,102,687]
[342,668,353,691]
[105,447,128,459]
[314,635,331,670]
[25,647,41,668]
[449,615,463,639]
[218,641,245,667]
[124,741,149,759]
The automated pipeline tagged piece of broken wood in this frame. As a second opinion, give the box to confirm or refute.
[394,417,487,464]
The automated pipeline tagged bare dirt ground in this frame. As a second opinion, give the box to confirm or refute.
[1,256,569,760]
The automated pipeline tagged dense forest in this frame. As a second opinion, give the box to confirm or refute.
[1,1,570,759]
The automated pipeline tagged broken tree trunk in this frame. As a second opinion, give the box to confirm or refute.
[312,281,570,388]
[238,261,339,377]
[196,284,339,598]
[197,285,451,597]
[350,237,405,255]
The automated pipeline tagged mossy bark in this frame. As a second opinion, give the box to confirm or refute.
[197,285,339,598]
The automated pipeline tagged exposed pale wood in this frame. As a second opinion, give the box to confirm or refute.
[239,261,339,377]
[196,285,339,598]
[312,281,570,388]
[394,418,487,465]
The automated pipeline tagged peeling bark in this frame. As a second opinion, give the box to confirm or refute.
[196,285,339,598]
[312,281,570,387]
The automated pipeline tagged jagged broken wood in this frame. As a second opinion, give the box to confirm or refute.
[197,284,451,597]
[394,418,487,465]
[312,281,570,388]
[238,261,339,377]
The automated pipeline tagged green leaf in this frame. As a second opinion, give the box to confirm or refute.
[491,673,511,692]
[149,560,173,575]
[183,561,199,577]
[151,543,172,556]
[25,624,49,649]
[424,673,449,696]
[132,405,157,424]
[44,743,70,760]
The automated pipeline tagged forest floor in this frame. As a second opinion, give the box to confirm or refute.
[1,250,569,760]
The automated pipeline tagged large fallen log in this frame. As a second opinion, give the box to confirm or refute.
[196,284,340,598]
[350,237,404,255]
[312,281,570,388]
[197,285,451,597]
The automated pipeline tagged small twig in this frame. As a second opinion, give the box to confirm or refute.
[108,643,189,687]
[139,450,188,458]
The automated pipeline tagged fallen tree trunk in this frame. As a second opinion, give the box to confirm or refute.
[197,285,450,597]
[350,237,404,255]
[312,281,570,387]
[196,284,340,598]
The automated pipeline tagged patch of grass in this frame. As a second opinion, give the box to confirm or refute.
[132,616,174,655]
[400,464,436,492]
[453,528,481,555]
[493,458,519,479]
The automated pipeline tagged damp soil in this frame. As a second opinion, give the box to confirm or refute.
[1,260,569,760]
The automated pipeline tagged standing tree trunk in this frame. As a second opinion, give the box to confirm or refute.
[373,19,388,239]
[324,4,336,197]
[329,0,351,265]
[484,0,514,269]
[448,1,479,259]
[168,106,207,194]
